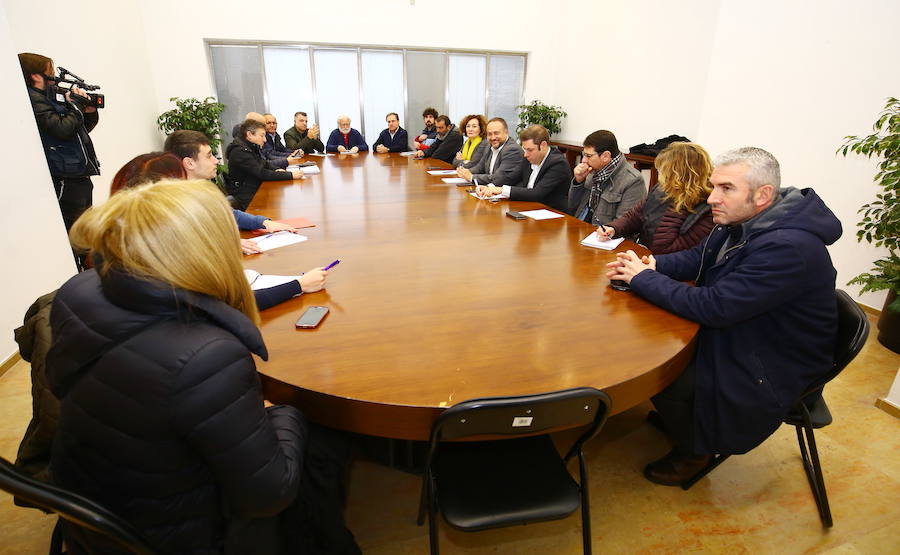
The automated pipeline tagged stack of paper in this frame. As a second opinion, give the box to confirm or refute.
[252,232,308,252]
[244,269,300,291]
[519,209,564,220]
[580,231,625,250]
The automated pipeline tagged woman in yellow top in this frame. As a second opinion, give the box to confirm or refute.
[453,114,489,168]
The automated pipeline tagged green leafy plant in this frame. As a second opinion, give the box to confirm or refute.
[516,100,567,137]
[157,97,226,156]
[839,96,900,312]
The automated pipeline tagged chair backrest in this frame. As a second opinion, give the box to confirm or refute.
[425,387,611,462]
[801,289,870,398]
[0,457,157,555]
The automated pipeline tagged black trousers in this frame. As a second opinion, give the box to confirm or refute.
[53,176,93,231]
[651,361,698,456]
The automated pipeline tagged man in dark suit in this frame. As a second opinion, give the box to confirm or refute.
[474,125,572,212]
[414,114,463,164]
[373,112,409,153]
[457,117,524,187]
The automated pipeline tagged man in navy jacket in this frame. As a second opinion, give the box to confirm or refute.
[373,112,409,153]
[606,147,842,485]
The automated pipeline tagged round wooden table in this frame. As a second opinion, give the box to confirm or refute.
[244,152,697,440]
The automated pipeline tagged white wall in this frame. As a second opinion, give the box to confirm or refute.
[3,0,898,362]
[0,4,79,360]
[694,0,899,310]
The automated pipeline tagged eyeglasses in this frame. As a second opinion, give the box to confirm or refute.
[582,152,599,160]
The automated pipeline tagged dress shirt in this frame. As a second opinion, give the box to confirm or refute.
[501,148,550,197]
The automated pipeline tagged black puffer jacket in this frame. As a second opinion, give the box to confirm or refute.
[46,268,306,554]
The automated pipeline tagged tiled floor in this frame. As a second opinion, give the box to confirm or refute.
[1,315,898,554]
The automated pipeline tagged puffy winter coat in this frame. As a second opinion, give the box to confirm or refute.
[47,268,306,553]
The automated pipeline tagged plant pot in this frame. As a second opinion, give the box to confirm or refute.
[877,289,900,354]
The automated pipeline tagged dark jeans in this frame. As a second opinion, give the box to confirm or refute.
[651,361,698,456]
[53,176,93,270]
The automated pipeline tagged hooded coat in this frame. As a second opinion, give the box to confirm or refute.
[630,187,842,454]
[46,268,306,553]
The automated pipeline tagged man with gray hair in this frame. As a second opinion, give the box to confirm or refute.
[606,147,842,486]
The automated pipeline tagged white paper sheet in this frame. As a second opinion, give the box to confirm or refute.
[580,231,625,250]
[469,191,502,201]
[301,166,321,175]
[442,177,471,184]
[519,209,564,220]
[243,270,300,290]
[250,232,309,253]
[427,170,458,176]
[399,151,417,156]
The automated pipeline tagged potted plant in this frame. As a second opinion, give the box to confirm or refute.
[839,96,900,352]
[516,100,567,138]
[157,97,226,156]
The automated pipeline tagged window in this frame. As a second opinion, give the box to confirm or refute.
[208,42,527,145]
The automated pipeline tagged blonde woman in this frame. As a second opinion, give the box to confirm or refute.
[46,180,359,553]
[453,113,489,168]
[598,142,714,254]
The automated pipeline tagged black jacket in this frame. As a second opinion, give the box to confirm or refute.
[422,126,464,164]
[508,148,572,212]
[225,138,294,189]
[47,268,306,553]
[27,87,99,178]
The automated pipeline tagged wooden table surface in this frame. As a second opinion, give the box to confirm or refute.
[244,152,697,440]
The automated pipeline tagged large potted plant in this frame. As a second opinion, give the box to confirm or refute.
[157,96,226,156]
[839,96,900,352]
[516,100,567,138]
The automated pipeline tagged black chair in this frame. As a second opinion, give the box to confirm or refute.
[681,289,870,528]
[0,456,158,554]
[417,387,611,554]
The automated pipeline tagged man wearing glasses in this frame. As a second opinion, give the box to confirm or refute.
[568,130,645,224]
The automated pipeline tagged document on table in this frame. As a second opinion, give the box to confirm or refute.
[301,165,320,175]
[442,177,471,184]
[580,231,625,250]
[469,191,502,201]
[519,209,564,220]
[243,269,300,290]
[427,169,458,176]
[306,152,328,157]
[251,231,308,252]
[399,151,417,156]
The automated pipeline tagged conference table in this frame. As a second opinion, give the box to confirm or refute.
[243,152,698,441]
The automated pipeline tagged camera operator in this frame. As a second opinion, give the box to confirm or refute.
[18,53,99,235]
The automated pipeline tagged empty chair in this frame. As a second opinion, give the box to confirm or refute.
[417,387,612,554]
[681,289,870,527]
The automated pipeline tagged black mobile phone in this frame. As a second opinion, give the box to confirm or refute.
[609,280,631,292]
[295,306,329,328]
[506,210,527,220]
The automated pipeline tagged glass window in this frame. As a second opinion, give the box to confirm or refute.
[361,50,405,146]
[406,51,446,140]
[487,55,526,139]
[448,54,486,125]
[209,45,264,144]
[313,49,361,141]
[263,47,314,144]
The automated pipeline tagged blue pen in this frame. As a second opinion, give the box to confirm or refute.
[323,259,341,271]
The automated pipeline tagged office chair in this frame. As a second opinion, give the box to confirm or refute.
[680,289,870,528]
[417,387,612,555]
[0,456,158,554]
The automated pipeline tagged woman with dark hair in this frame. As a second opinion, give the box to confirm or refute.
[597,142,715,254]
[108,152,328,309]
[453,114,489,169]
[47,180,359,553]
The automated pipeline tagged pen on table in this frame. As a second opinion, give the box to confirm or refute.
[323,259,341,271]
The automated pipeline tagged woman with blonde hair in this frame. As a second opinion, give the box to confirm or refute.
[453,113,489,168]
[598,142,714,254]
[46,180,359,553]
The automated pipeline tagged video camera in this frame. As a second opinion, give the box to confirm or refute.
[51,67,105,109]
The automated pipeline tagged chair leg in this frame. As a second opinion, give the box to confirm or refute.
[416,475,427,526]
[680,454,731,490]
[49,518,63,555]
[795,424,833,528]
[578,451,592,555]
[427,490,440,555]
